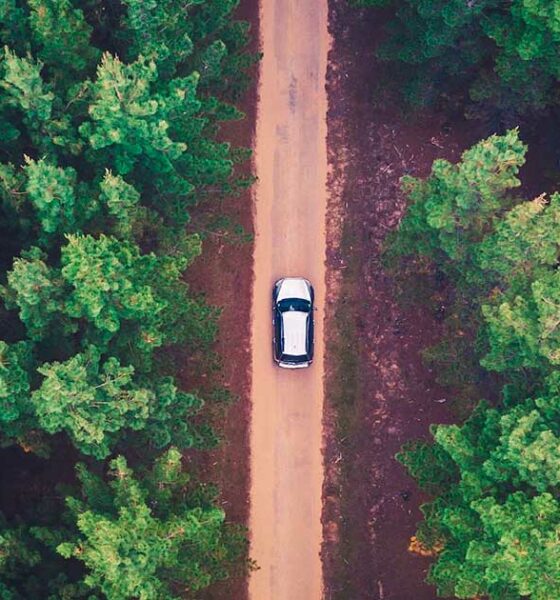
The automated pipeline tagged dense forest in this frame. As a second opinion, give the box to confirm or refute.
[0,0,255,598]
[373,1,560,599]
[389,130,560,599]
[360,0,560,123]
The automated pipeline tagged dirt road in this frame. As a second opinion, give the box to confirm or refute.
[248,0,329,598]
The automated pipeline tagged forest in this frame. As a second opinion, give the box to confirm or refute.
[373,1,560,598]
[0,0,255,598]
[3,0,560,598]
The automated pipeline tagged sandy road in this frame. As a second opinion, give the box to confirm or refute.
[248,0,329,599]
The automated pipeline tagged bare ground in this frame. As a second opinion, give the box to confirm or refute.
[183,2,259,599]
[321,3,485,599]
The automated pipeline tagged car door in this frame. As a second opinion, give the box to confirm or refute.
[307,309,314,360]
[273,307,283,360]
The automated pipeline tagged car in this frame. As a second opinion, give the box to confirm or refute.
[272,277,314,368]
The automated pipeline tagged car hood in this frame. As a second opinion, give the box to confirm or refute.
[276,278,312,302]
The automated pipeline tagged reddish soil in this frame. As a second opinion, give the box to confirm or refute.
[322,2,485,599]
[182,1,259,599]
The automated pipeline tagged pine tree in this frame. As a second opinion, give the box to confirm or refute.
[55,450,249,599]
[391,133,560,598]
[0,0,254,593]
[363,0,560,117]
[389,129,526,271]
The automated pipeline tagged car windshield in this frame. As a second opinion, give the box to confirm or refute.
[277,298,311,312]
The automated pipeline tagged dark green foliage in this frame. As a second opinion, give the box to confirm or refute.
[396,439,458,497]
[364,0,560,118]
[0,0,254,595]
[0,504,94,599]
[27,0,101,76]
[390,132,560,598]
[0,340,34,437]
[30,347,210,459]
[116,0,258,98]
[0,516,41,593]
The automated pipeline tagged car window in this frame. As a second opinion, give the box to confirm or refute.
[277,298,311,312]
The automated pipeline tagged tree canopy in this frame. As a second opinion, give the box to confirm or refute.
[359,0,560,119]
[53,450,248,599]
[390,131,560,598]
[0,0,255,596]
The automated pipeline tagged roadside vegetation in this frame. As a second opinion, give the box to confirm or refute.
[0,1,255,598]
[358,0,560,123]
[390,130,560,599]
[363,1,560,598]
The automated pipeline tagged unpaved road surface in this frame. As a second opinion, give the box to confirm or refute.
[249,0,329,599]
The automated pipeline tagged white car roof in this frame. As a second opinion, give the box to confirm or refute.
[276,277,312,302]
[281,311,308,356]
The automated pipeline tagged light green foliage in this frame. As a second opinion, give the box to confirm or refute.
[23,157,94,237]
[389,132,560,379]
[98,170,141,239]
[3,247,63,341]
[2,235,217,457]
[475,193,560,288]
[475,193,560,374]
[32,346,151,458]
[80,53,194,177]
[391,130,526,268]
[32,346,210,458]
[60,233,214,360]
[482,272,560,372]
[57,451,248,599]
[471,492,560,598]
[484,397,560,492]
[3,237,215,453]
[426,492,560,599]
[0,0,253,593]
[391,132,560,598]
[400,395,560,599]
[0,47,53,123]
[61,234,167,352]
